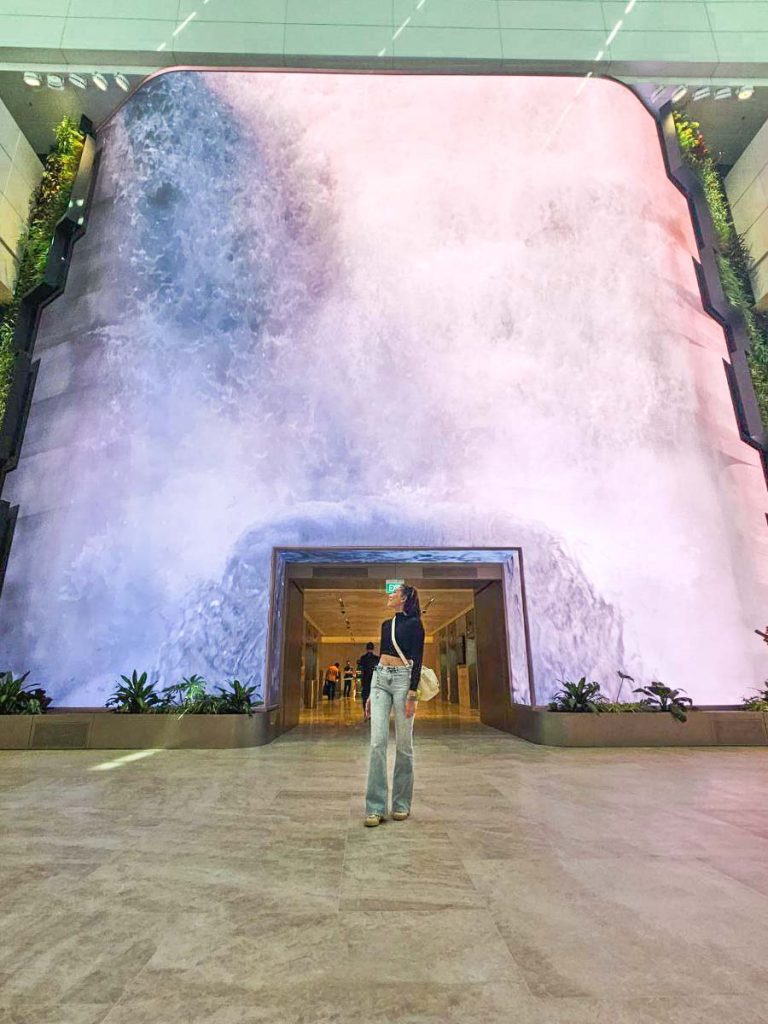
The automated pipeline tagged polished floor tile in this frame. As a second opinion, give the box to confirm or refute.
[2,698,768,1023]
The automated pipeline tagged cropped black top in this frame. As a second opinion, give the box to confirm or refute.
[379,612,425,690]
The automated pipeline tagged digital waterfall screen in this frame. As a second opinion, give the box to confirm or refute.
[0,72,765,707]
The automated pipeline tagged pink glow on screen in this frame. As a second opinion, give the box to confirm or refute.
[209,73,766,698]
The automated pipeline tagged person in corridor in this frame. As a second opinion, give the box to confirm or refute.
[324,662,340,701]
[357,641,379,718]
[364,583,424,827]
[343,661,354,698]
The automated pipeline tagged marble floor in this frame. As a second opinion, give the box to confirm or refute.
[2,699,768,1023]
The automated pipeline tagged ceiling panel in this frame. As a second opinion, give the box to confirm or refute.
[303,588,474,641]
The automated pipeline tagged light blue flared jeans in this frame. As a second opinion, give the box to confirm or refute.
[365,665,415,816]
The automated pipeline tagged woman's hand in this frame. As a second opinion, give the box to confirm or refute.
[405,693,418,719]
[365,697,371,720]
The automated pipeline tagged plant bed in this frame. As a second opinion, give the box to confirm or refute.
[0,671,284,749]
[0,117,88,447]
[507,704,768,747]
[0,708,282,750]
[668,110,768,440]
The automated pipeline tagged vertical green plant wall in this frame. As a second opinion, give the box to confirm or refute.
[0,117,84,432]
[674,111,768,430]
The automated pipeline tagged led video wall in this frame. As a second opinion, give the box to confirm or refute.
[1,72,765,706]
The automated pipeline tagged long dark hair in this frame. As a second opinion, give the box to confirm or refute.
[401,584,421,617]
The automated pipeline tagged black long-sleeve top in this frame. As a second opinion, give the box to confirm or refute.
[379,613,424,690]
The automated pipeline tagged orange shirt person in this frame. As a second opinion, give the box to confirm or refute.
[324,662,340,701]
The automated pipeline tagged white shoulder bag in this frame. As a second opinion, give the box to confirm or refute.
[390,617,440,701]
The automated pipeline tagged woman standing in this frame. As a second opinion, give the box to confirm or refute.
[364,583,424,827]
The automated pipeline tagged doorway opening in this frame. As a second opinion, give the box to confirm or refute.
[267,548,533,737]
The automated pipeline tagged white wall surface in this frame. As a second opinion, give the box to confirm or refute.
[0,96,42,303]
[726,117,768,311]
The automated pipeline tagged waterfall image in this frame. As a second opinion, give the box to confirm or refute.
[0,71,765,707]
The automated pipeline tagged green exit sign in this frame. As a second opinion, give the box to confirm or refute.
[385,579,405,595]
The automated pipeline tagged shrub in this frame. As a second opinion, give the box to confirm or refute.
[106,672,263,715]
[213,679,262,716]
[633,681,693,723]
[0,117,84,428]
[742,681,768,712]
[548,677,607,713]
[673,111,768,429]
[106,670,162,714]
[599,701,644,714]
[0,671,51,715]
[158,674,211,713]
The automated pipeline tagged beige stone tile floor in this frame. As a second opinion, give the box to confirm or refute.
[2,698,768,1023]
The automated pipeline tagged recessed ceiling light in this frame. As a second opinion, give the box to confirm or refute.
[692,87,711,102]
[69,72,88,89]
[650,85,667,104]
[737,85,755,100]
[714,87,732,100]
[114,73,130,92]
[46,73,65,91]
[92,72,109,91]
[23,71,42,88]
[671,85,688,103]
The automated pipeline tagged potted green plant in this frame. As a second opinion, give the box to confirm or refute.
[105,670,162,713]
[0,671,50,714]
[213,679,262,716]
[548,677,607,713]
[632,681,693,723]
[742,682,768,712]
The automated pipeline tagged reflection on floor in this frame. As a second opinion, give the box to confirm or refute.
[297,695,481,736]
[2,709,768,1023]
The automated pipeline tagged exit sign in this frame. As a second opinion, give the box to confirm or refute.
[385,579,405,594]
